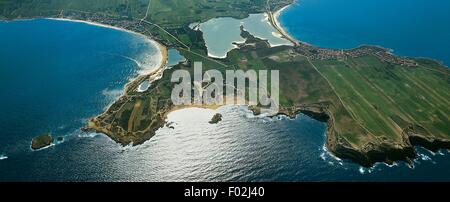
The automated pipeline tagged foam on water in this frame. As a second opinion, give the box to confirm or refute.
[77,132,102,139]
[102,88,124,100]
[30,143,55,152]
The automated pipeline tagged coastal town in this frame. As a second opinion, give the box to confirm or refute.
[293,43,418,66]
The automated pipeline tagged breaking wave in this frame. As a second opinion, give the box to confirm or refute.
[0,154,7,160]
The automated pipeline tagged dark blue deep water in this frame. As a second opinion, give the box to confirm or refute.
[279,0,450,65]
[0,17,449,181]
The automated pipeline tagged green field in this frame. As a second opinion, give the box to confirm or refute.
[314,56,449,140]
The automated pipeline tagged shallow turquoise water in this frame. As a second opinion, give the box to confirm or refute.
[279,0,450,65]
[1,18,450,182]
[167,49,186,67]
[199,17,245,58]
[242,14,291,46]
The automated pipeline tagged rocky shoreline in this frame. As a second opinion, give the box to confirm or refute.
[81,36,169,146]
[31,134,53,150]
[260,105,450,168]
[328,127,450,167]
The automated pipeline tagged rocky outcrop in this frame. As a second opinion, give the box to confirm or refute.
[209,113,223,124]
[31,134,53,150]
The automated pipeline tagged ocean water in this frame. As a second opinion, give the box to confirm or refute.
[1,19,450,182]
[279,0,450,65]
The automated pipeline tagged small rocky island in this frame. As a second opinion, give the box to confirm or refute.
[31,134,53,150]
[56,136,64,142]
[209,113,223,124]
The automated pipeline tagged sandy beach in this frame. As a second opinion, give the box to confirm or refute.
[48,18,138,35]
[270,5,299,45]
[256,13,292,47]
[206,40,245,59]
[44,18,169,123]
[47,17,167,75]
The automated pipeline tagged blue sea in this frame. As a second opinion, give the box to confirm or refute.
[0,15,449,181]
[279,0,450,65]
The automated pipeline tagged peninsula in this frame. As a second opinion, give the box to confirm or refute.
[1,0,449,167]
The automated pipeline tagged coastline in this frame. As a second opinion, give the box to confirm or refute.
[269,4,299,46]
[48,17,167,72]
[74,8,447,167]
[4,5,448,169]
[266,2,450,168]
[84,30,168,146]
[0,1,448,177]
[207,52,228,59]
[40,18,170,143]
[199,22,246,59]
[205,39,246,59]
[47,18,139,36]
[46,18,168,85]
[1,17,166,144]
[246,13,293,47]
[269,2,449,67]
[94,41,167,116]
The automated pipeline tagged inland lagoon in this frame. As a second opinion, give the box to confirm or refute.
[199,13,292,58]
[167,49,186,67]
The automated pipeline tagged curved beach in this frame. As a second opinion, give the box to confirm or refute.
[46,18,169,101]
[41,18,169,141]
[47,17,167,75]
[269,5,299,46]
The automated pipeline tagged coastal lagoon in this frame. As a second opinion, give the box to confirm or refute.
[167,49,186,67]
[1,17,450,181]
[199,14,291,58]
[242,14,292,47]
[278,0,450,65]
[199,17,245,58]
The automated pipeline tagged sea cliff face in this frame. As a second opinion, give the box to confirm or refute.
[278,106,450,168]
[328,124,450,167]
